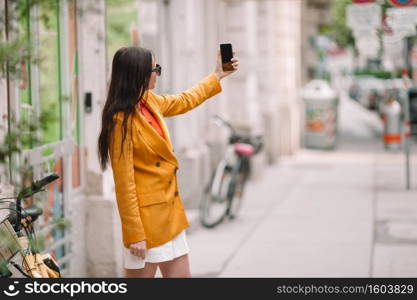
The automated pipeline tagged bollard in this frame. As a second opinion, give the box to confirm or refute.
[381,94,402,151]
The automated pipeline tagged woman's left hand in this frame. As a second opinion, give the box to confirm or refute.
[213,49,239,80]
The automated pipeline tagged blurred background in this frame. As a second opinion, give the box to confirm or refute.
[0,0,417,277]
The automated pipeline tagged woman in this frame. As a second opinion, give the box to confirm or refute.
[97,46,239,278]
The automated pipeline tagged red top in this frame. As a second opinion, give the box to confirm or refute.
[137,100,165,138]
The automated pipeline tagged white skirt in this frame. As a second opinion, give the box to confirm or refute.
[123,229,190,269]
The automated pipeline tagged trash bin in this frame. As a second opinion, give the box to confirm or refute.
[302,80,339,149]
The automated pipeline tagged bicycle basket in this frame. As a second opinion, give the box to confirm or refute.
[0,218,21,267]
[23,253,61,278]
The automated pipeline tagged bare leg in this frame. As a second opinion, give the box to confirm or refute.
[158,254,192,278]
[124,262,158,278]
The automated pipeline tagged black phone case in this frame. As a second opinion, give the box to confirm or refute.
[220,44,234,71]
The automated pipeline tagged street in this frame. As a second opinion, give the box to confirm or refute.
[184,136,417,277]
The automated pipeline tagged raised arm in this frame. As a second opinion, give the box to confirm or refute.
[151,73,222,117]
[109,115,146,247]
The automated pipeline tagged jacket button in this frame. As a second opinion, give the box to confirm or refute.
[174,191,178,196]
[168,180,172,184]
[156,162,161,167]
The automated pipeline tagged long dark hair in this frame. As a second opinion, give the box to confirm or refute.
[98,46,153,170]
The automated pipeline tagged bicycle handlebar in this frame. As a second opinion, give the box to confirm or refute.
[13,173,59,234]
[211,114,264,153]
[211,115,236,135]
[17,173,59,200]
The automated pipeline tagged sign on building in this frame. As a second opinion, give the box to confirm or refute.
[388,0,417,7]
[347,3,381,29]
[352,0,375,3]
[347,3,382,58]
[385,7,417,39]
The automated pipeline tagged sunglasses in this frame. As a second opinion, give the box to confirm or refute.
[151,64,162,76]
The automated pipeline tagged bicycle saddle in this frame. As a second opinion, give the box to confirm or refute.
[234,143,255,157]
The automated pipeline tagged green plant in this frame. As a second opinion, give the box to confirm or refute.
[0,0,85,261]
[0,113,40,188]
[353,69,393,79]
[1,0,101,79]
[30,216,71,253]
[1,0,55,79]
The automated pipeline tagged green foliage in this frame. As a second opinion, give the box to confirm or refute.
[0,37,30,78]
[0,1,79,255]
[52,216,71,232]
[0,0,60,77]
[0,102,58,188]
[0,113,40,188]
[106,0,136,8]
[105,0,138,63]
[31,216,71,252]
[14,0,58,29]
[1,0,100,78]
[330,0,355,49]
[353,69,393,79]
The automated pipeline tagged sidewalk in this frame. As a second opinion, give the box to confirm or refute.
[184,136,417,277]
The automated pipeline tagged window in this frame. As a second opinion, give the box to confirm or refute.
[3,0,82,275]
[105,0,138,75]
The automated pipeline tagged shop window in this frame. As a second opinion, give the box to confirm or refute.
[105,0,138,75]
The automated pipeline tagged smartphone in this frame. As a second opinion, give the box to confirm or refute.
[220,43,234,71]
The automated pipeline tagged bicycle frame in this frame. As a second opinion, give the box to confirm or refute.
[210,146,238,199]
[209,115,260,200]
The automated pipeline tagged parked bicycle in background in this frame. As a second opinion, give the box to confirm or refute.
[199,115,264,228]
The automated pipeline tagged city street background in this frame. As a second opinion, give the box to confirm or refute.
[1,0,417,278]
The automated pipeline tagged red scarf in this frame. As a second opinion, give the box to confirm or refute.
[137,100,165,138]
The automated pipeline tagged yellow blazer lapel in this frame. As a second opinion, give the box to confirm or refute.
[133,102,179,167]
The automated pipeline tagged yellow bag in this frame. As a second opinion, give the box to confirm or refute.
[22,252,61,278]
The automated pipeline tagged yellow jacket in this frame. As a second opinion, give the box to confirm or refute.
[109,74,222,249]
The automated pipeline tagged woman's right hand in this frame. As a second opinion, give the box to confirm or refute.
[129,240,147,259]
[213,49,239,80]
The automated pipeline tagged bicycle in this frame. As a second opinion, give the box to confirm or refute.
[0,173,61,278]
[199,115,263,228]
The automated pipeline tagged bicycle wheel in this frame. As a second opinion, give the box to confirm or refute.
[228,159,249,219]
[199,168,232,228]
